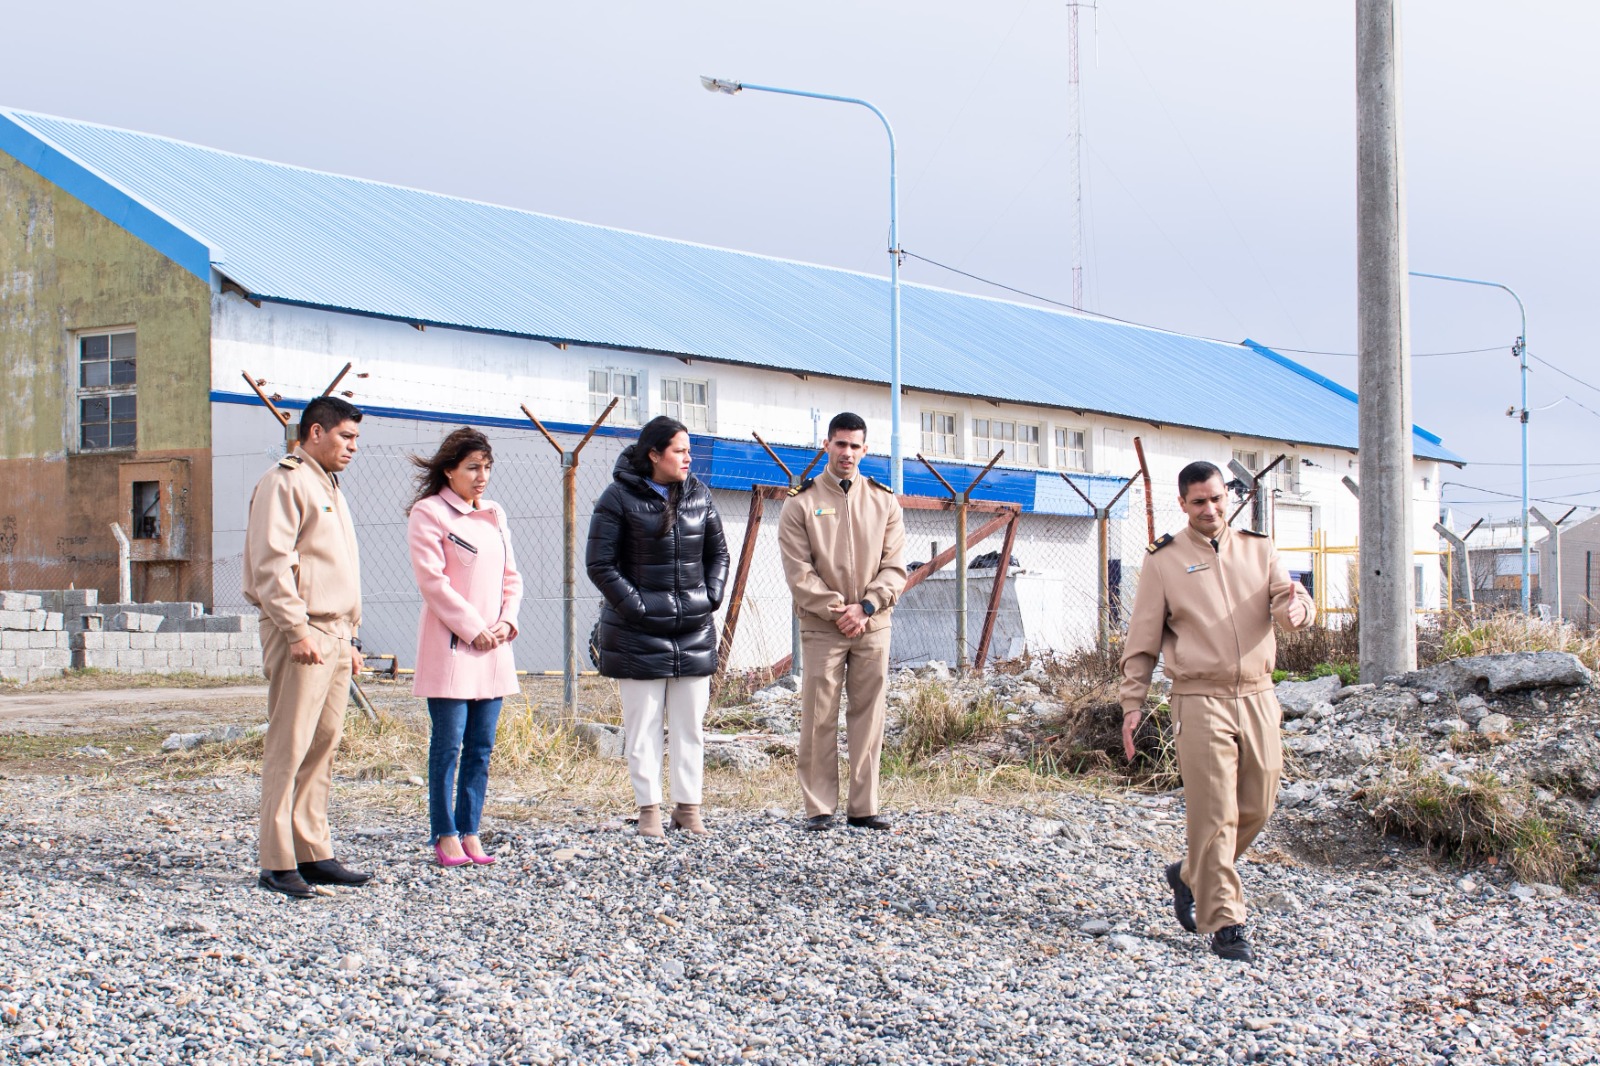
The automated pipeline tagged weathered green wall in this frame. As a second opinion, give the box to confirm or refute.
[0,149,213,603]
[0,149,211,457]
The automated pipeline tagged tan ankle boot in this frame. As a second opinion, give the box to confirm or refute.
[670,803,708,835]
[636,804,664,839]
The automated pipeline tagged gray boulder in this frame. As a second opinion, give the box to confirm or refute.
[1404,652,1593,695]
[572,722,625,759]
[1275,674,1344,718]
[704,741,772,773]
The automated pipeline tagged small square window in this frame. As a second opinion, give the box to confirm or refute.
[660,377,710,431]
[1055,427,1088,471]
[590,369,641,425]
[973,418,1040,465]
[920,411,958,458]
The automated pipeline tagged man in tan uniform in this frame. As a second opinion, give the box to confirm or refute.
[1120,460,1314,961]
[244,396,370,899]
[778,412,907,832]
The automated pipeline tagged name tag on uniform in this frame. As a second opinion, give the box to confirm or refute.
[814,507,836,517]
[1186,563,1209,573]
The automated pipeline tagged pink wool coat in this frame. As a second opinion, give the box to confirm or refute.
[408,488,524,699]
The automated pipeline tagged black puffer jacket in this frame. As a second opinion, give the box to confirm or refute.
[585,449,730,679]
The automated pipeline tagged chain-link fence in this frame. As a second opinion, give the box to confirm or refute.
[201,419,1479,680]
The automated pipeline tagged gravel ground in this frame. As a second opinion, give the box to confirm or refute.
[2,772,1598,1065]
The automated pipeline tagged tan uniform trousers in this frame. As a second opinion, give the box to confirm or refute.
[1173,690,1283,933]
[797,626,891,818]
[258,625,352,871]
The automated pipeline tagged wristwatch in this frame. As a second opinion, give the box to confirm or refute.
[350,637,363,652]
[859,600,876,616]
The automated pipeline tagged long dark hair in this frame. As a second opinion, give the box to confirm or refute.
[407,427,494,513]
[629,416,690,535]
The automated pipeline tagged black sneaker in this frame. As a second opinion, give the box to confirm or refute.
[297,858,373,886]
[258,869,316,899]
[1210,924,1255,963]
[1165,861,1197,933]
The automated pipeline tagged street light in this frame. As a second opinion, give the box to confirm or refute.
[701,75,904,492]
[1409,270,1530,611]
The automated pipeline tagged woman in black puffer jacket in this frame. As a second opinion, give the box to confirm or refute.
[586,416,729,838]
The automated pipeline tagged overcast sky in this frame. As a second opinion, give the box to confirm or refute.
[7,1,1595,523]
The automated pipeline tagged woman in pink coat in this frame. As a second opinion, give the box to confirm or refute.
[406,427,522,867]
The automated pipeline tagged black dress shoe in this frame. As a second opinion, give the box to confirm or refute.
[1210,924,1255,963]
[297,858,373,886]
[804,815,834,832]
[846,814,891,830]
[258,869,316,899]
[1166,861,1198,933]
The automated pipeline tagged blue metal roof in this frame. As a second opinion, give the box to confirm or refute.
[1,106,1459,463]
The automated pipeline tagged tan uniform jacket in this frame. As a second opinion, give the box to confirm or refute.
[1119,524,1314,712]
[778,470,907,634]
[243,448,362,644]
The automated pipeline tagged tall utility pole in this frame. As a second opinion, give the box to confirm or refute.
[1356,0,1416,678]
[1066,3,1090,309]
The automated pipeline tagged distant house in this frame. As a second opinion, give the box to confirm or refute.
[0,107,1462,668]
[1537,511,1600,627]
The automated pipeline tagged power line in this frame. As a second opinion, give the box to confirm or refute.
[1268,344,1503,358]
[1532,353,1600,397]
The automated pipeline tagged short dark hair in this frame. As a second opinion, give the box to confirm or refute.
[1178,461,1224,497]
[827,412,867,441]
[298,395,363,442]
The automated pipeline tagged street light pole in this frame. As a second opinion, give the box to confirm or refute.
[1409,270,1529,611]
[702,76,904,492]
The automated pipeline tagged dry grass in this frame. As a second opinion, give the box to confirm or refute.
[897,681,1005,763]
[1360,746,1582,885]
[1424,610,1600,672]
[1274,621,1361,680]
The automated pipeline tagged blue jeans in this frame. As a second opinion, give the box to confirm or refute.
[426,698,503,844]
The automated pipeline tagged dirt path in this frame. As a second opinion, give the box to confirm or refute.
[0,686,269,735]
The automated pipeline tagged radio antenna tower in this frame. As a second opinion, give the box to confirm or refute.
[1067,2,1094,309]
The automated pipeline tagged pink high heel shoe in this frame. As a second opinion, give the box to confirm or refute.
[434,842,470,868]
[462,837,497,866]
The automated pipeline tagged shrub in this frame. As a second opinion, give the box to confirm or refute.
[898,681,1005,762]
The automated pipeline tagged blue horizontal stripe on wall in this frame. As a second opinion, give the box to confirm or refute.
[211,391,1122,515]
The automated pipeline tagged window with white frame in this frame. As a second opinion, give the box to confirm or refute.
[973,418,1041,466]
[76,329,137,451]
[589,368,640,425]
[920,410,959,458]
[1269,453,1301,495]
[1054,426,1088,471]
[659,377,710,431]
[1231,448,1261,479]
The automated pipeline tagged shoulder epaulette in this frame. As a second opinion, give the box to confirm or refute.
[276,454,304,470]
[867,476,894,494]
[1146,533,1174,554]
[787,478,816,497]
[1239,528,1269,538]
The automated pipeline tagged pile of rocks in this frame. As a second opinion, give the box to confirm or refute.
[1272,652,1600,874]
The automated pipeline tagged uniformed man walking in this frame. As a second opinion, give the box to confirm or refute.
[1120,460,1314,961]
[778,412,907,832]
[244,396,372,899]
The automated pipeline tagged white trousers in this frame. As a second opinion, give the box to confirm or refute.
[618,676,709,808]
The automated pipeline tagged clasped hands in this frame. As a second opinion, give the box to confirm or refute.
[829,601,869,639]
[469,621,515,651]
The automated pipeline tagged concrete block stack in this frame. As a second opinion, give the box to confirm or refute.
[2,588,263,683]
[0,592,73,683]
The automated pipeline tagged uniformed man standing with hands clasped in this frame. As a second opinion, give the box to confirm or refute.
[244,396,372,899]
[1120,461,1314,961]
[779,412,907,832]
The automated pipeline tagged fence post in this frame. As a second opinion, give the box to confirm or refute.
[521,398,617,716]
[1528,506,1576,620]
[917,453,1003,671]
[1132,435,1156,546]
[1433,521,1475,613]
[1060,471,1140,655]
[973,508,1020,671]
